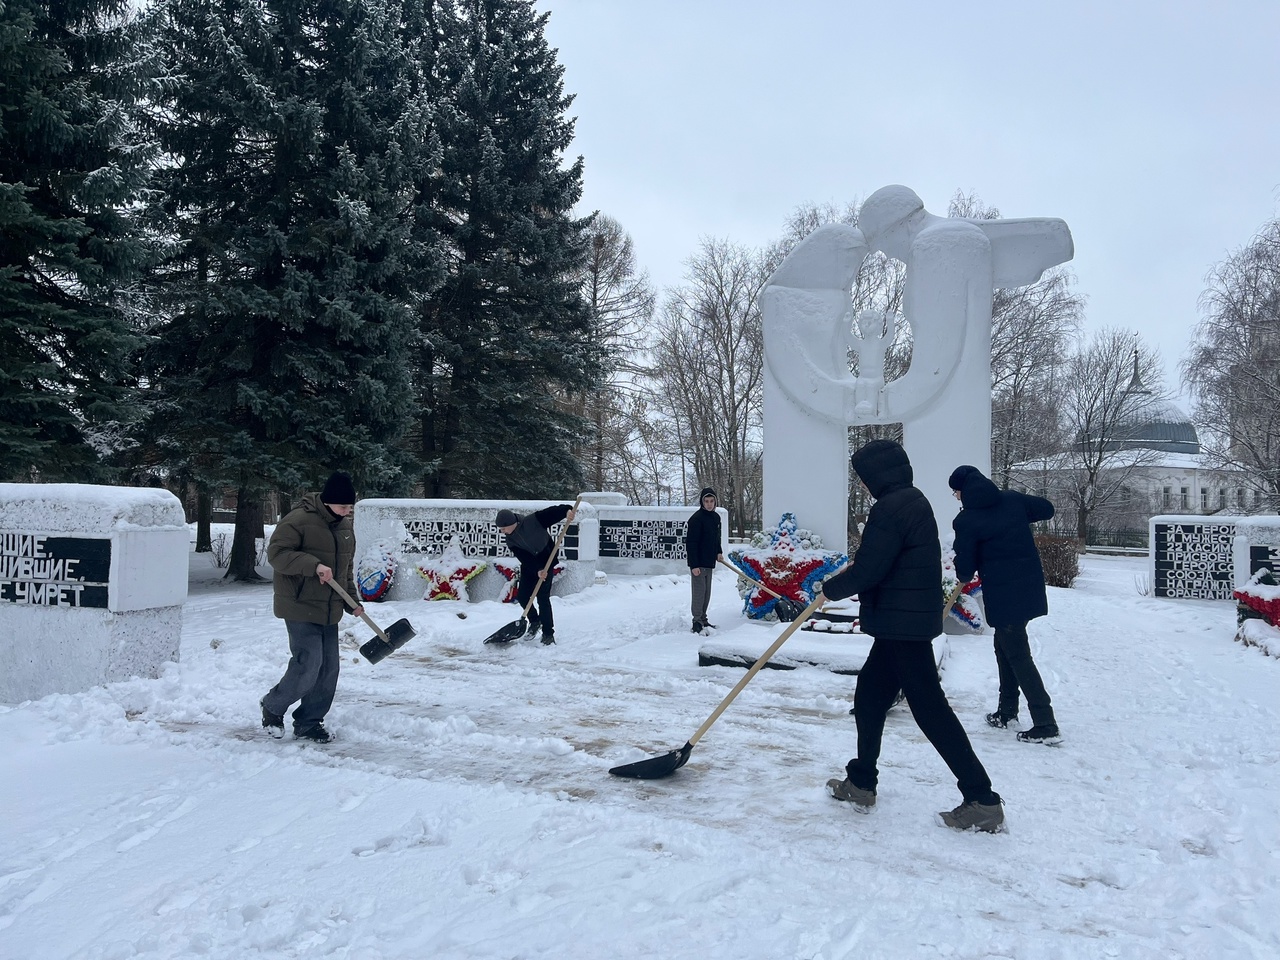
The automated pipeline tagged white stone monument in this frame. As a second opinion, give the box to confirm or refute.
[0,484,188,703]
[762,185,1073,552]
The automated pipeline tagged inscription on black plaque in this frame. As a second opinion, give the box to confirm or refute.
[1249,544,1280,579]
[598,518,687,561]
[1152,522,1235,600]
[400,519,578,561]
[0,534,111,608]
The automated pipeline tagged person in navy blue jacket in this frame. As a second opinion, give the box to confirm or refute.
[949,464,1061,744]
[822,440,1004,833]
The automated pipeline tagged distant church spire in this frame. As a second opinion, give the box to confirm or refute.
[1125,348,1150,395]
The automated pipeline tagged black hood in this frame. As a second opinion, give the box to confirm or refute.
[850,439,913,499]
[950,465,1001,509]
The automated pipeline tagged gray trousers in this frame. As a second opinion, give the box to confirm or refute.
[690,568,713,623]
[263,620,340,731]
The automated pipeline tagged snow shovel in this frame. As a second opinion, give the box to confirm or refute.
[326,579,416,664]
[716,558,806,622]
[609,587,835,780]
[483,496,582,645]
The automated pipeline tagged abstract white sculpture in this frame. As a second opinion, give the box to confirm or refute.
[762,185,1073,552]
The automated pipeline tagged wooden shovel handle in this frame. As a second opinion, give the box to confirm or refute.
[517,495,583,620]
[942,581,965,616]
[717,557,791,603]
[326,577,391,643]
[687,562,850,749]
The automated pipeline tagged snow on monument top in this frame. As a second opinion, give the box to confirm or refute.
[0,483,186,533]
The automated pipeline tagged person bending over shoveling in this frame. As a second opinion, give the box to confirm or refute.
[495,503,576,644]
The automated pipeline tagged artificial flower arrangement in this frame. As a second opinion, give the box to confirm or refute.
[356,538,398,602]
[1234,568,1280,627]
[492,557,566,603]
[1234,568,1280,658]
[414,535,487,601]
[942,551,984,633]
[727,513,847,621]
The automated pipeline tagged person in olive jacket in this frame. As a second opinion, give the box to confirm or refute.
[821,440,1004,833]
[685,487,724,634]
[949,464,1060,744]
[260,471,363,743]
[495,502,576,644]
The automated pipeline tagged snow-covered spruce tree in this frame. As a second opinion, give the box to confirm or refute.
[144,0,435,579]
[412,0,600,499]
[0,0,152,482]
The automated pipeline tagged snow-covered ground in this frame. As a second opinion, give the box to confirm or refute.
[2,550,1278,959]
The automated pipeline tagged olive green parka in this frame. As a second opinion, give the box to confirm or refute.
[268,493,357,624]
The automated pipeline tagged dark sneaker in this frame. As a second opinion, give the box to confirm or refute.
[525,619,542,640]
[540,631,556,645]
[260,698,284,739]
[985,711,1017,729]
[691,620,703,634]
[703,621,717,630]
[939,798,1005,833]
[295,723,332,743]
[826,777,876,812]
[1017,724,1062,745]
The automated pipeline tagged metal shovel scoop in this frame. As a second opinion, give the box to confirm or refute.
[717,558,807,622]
[327,579,416,663]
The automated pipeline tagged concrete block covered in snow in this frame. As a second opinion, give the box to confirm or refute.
[0,483,187,703]
[355,498,599,603]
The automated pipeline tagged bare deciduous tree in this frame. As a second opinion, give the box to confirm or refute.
[564,214,656,492]
[947,192,1085,487]
[1045,329,1168,539]
[648,237,767,534]
[1184,218,1280,513]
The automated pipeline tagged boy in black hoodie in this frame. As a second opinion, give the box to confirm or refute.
[685,487,724,634]
[820,440,1004,833]
[949,464,1060,744]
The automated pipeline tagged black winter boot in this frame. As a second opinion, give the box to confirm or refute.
[1017,724,1061,744]
[260,698,284,739]
[295,722,332,743]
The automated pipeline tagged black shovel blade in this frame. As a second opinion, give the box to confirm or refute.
[774,598,805,622]
[483,617,527,645]
[608,742,694,780]
[359,618,417,664]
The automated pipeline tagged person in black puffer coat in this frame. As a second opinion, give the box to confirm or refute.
[685,487,724,633]
[821,440,1004,833]
[949,464,1060,744]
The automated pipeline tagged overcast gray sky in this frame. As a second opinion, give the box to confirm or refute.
[537,0,1280,399]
